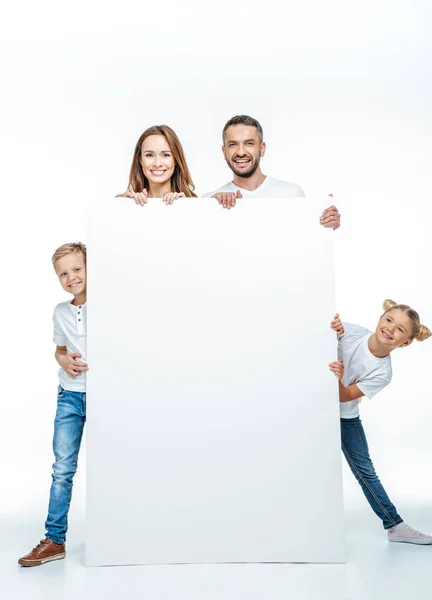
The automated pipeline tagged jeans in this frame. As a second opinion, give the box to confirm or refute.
[341,416,403,530]
[45,385,86,544]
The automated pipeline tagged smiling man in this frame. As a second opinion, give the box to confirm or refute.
[203,115,340,229]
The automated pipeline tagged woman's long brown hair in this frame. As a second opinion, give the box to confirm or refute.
[127,125,197,197]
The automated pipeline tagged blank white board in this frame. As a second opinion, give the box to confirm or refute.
[86,197,345,566]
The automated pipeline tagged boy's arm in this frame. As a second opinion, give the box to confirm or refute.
[55,345,67,365]
[55,345,88,378]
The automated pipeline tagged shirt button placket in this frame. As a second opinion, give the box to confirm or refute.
[77,307,83,329]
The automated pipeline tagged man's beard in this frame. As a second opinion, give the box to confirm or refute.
[226,155,261,179]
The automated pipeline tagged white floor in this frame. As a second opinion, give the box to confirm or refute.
[2,506,432,600]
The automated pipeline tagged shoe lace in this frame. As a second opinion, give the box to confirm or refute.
[403,524,425,537]
[34,539,50,550]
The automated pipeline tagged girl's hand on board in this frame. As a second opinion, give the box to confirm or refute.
[162,192,185,205]
[125,190,148,206]
[329,360,344,380]
[330,314,344,335]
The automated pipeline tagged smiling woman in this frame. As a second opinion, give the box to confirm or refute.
[117,125,197,205]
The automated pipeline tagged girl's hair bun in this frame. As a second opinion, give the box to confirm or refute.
[416,324,432,342]
[383,299,398,311]
[382,299,431,342]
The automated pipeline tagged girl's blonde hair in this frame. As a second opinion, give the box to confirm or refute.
[382,299,431,341]
[52,242,87,269]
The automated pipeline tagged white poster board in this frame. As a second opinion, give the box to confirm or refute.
[86,197,345,566]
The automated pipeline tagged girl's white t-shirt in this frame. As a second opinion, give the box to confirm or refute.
[338,322,392,418]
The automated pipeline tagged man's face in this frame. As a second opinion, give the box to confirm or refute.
[222,125,266,178]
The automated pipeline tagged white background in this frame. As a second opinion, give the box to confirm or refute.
[0,0,431,586]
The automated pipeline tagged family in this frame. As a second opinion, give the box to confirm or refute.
[17,115,432,567]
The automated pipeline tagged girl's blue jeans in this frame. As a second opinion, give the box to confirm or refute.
[341,416,403,530]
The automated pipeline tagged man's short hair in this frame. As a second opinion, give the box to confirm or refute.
[222,115,264,144]
[52,242,87,269]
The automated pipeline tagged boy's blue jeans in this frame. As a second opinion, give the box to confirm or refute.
[341,416,403,530]
[45,386,86,545]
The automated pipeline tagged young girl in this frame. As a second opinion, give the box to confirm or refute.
[117,124,197,205]
[329,299,432,544]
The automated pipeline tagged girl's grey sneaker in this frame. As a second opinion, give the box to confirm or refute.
[387,523,432,545]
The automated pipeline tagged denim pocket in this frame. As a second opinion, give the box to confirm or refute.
[57,385,66,399]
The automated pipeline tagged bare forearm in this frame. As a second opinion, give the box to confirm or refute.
[338,380,364,403]
[55,346,67,368]
[338,381,351,402]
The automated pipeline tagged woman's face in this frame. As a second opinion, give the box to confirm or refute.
[375,309,413,349]
[140,135,175,187]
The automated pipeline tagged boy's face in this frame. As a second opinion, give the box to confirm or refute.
[55,251,86,297]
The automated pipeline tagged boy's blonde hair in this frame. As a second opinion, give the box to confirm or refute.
[52,242,87,269]
[382,299,431,341]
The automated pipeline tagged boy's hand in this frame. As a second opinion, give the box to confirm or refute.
[330,313,344,335]
[125,190,148,206]
[329,360,344,380]
[213,190,242,209]
[59,353,89,378]
[162,192,185,205]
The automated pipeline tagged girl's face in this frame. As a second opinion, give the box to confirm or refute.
[140,135,175,187]
[375,309,413,349]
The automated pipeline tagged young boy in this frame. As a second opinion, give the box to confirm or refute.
[18,242,88,567]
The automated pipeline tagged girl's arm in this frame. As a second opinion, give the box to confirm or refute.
[338,380,365,403]
[329,360,365,403]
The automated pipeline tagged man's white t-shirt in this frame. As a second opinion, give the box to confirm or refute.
[53,300,87,392]
[202,176,305,198]
[338,322,392,419]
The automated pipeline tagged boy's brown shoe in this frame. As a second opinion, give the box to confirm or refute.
[18,538,66,567]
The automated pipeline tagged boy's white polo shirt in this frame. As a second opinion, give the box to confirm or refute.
[53,300,87,392]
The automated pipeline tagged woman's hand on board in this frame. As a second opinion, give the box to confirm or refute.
[162,192,185,205]
[123,189,149,206]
